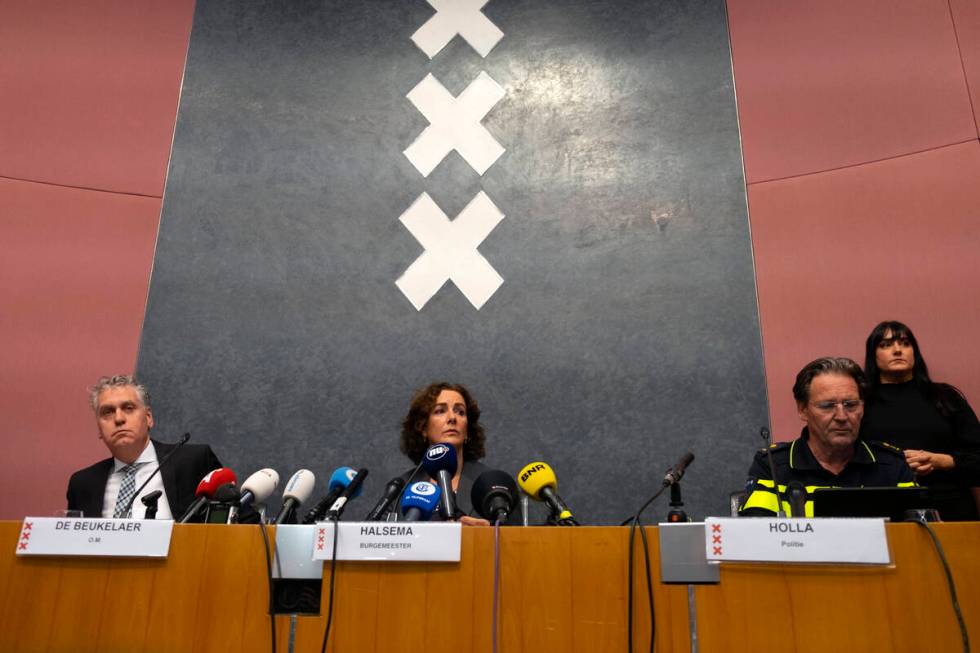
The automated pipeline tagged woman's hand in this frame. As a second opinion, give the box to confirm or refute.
[459,515,491,527]
[904,449,955,476]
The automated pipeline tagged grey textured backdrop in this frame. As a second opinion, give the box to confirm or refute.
[138,0,769,523]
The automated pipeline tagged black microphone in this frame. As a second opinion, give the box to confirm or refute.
[364,476,406,521]
[471,470,519,523]
[662,452,695,486]
[325,468,369,520]
[141,490,163,520]
[786,481,807,518]
[205,483,240,524]
[120,432,191,518]
[760,426,787,518]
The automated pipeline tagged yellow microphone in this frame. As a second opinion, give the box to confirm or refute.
[518,461,577,524]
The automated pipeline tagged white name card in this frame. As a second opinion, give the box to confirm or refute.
[311,522,461,562]
[15,517,174,558]
[704,517,890,564]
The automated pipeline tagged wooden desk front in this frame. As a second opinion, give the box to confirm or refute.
[1,522,976,653]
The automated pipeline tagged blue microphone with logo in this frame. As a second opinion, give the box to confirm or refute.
[400,481,442,522]
[301,466,359,524]
[422,443,458,520]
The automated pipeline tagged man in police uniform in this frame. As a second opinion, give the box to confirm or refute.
[739,357,915,517]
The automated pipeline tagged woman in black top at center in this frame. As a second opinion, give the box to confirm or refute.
[861,320,980,520]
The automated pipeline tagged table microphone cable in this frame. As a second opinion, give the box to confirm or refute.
[319,514,342,653]
[257,512,278,653]
[909,513,970,653]
[626,485,665,653]
[492,515,503,653]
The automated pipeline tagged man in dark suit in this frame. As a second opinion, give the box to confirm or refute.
[66,375,222,519]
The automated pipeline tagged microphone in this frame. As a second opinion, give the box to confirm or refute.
[422,443,458,520]
[238,468,280,509]
[760,426,787,517]
[301,467,356,524]
[205,483,240,524]
[471,470,519,523]
[400,481,442,522]
[178,467,237,523]
[518,461,579,526]
[325,468,369,520]
[663,452,695,486]
[121,432,191,518]
[786,481,807,518]
[274,469,316,525]
[363,476,406,521]
[141,490,163,520]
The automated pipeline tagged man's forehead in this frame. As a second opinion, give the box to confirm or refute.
[97,385,143,407]
[809,373,859,397]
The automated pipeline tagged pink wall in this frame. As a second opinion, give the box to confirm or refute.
[728,0,980,438]
[0,1,195,519]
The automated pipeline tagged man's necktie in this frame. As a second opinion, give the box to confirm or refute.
[113,462,146,518]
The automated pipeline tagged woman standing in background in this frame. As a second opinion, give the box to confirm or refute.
[862,321,980,520]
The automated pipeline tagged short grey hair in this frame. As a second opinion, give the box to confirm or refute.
[792,357,867,404]
[89,375,151,413]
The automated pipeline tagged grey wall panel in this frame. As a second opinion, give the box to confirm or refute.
[138,0,769,523]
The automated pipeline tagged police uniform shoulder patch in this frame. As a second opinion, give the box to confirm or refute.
[757,441,791,454]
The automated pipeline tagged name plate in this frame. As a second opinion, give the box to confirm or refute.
[704,517,890,564]
[311,522,461,562]
[15,517,174,558]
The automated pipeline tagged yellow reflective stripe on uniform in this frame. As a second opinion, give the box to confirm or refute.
[742,479,914,516]
[741,485,779,513]
[743,479,820,516]
[861,441,876,462]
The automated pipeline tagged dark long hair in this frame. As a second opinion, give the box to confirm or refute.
[399,382,487,464]
[863,320,964,417]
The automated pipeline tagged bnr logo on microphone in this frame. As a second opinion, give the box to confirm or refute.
[345,469,358,482]
[427,444,450,459]
[412,482,436,496]
[520,463,546,483]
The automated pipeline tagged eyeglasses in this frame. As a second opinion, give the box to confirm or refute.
[810,399,863,414]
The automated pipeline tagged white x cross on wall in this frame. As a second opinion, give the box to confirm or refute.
[395,191,505,310]
[412,0,504,59]
[404,72,505,177]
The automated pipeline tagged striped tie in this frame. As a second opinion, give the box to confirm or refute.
[113,462,145,518]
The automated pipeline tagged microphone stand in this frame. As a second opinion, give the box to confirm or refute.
[665,481,689,522]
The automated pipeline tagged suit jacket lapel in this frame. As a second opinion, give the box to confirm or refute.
[153,439,181,516]
[86,459,114,517]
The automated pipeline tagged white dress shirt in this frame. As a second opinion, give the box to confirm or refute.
[101,441,173,519]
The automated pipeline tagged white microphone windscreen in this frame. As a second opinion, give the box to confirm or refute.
[282,469,316,504]
[242,468,280,503]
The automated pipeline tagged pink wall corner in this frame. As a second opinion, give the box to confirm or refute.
[950,0,980,138]
[749,142,980,439]
[0,179,164,519]
[0,1,195,520]
[728,0,976,184]
[0,0,196,197]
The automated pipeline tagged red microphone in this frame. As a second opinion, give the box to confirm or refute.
[178,468,237,523]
